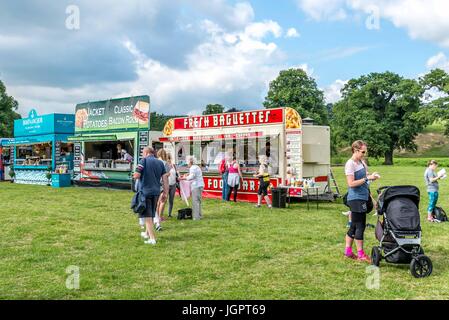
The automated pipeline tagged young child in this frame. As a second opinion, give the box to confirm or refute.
[424,160,443,223]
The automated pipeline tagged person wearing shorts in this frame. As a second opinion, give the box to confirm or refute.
[133,147,168,245]
[254,155,272,208]
[344,140,380,263]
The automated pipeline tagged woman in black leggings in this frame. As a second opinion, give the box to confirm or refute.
[344,140,380,262]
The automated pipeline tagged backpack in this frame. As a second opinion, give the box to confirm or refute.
[433,206,448,222]
[219,159,227,174]
[177,208,192,220]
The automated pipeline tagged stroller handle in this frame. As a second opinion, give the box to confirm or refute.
[377,186,390,195]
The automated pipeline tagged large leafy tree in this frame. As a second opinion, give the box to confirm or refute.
[263,68,328,125]
[0,80,21,137]
[202,104,224,115]
[332,72,426,165]
[418,68,449,134]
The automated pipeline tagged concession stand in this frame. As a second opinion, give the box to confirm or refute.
[0,138,14,181]
[12,109,75,185]
[70,96,152,188]
[160,107,335,203]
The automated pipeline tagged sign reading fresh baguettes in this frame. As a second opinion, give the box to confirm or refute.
[173,108,284,130]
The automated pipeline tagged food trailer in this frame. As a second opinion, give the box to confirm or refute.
[160,107,335,202]
[70,96,153,188]
[0,138,14,181]
[12,109,75,185]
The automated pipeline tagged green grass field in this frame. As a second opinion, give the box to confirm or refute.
[1,166,449,300]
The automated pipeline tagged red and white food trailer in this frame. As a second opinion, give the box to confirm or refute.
[161,107,336,203]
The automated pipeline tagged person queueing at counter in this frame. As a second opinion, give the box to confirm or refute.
[226,155,242,202]
[343,140,380,262]
[254,155,272,209]
[155,149,171,228]
[133,147,168,245]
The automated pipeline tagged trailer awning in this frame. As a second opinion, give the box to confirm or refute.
[68,134,117,142]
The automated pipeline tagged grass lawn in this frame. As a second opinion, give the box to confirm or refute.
[1,166,449,300]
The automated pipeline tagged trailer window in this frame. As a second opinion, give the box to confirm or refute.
[174,134,279,175]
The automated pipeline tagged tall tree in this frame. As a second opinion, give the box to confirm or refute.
[202,104,224,115]
[418,68,449,135]
[263,68,328,125]
[225,107,242,113]
[0,80,21,137]
[332,72,426,165]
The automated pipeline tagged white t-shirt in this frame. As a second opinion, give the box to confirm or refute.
[168,164,177,186]
[186,165,205,189]
[345,159,368,177]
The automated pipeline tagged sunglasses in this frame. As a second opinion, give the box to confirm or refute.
[357,150,367,154]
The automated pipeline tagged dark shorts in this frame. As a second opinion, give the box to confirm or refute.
[139,195,159,219]
[347,200,368,214]
[258,181,269,196]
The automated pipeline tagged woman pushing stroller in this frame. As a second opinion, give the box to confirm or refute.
[344,140,380,262]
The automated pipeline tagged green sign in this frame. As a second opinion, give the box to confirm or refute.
[75,96,150,133]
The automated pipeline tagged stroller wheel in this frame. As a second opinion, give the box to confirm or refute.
[410,255,433,278]
[371,246,381,267]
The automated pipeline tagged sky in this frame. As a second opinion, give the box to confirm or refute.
[1,0,449,117]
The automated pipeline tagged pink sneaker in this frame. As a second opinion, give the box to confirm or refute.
[357,253,371,263]
[344,253,357,260]
[427,217,435,222]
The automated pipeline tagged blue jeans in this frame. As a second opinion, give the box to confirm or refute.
[222,172,229,200]
[428,191,439,214]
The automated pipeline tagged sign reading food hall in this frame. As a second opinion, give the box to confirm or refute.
[75,96,150,132]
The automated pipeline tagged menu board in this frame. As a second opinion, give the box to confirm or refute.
[138,131,149,162]
[74,142,81,173]
[10,145,15,165]
[55,141,61,158]
[286,130,302,181]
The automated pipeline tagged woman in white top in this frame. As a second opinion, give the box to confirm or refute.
[181,155,204,220]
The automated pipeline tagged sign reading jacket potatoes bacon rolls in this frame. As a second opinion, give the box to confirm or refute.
[75,95,150,132]
[173,108,284,131]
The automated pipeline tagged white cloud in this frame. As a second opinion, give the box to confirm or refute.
[298,0,449,48]
[6,1,299,117]
[123,19,286,114]
[297,0,347,21]
[426,52,449,72]
[11,15,290,117]
[286,28,300,38]
[323,79,347,104]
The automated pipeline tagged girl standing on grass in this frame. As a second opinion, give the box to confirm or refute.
[226,156,243,202]
[344,140,380,263]
[424,160,443,223]
[254,155,272,208]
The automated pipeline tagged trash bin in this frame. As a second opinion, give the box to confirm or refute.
[272,187,287,208]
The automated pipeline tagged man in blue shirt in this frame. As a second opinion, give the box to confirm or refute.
[133,147,169,245]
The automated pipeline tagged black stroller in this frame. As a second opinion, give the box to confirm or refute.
[372,186,433,278]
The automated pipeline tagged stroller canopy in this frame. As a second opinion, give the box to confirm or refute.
[378,186,421,232]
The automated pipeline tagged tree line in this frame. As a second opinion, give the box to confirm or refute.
[2,67,449,164]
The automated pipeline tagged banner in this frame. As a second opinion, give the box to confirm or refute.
[75,96,150,132]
